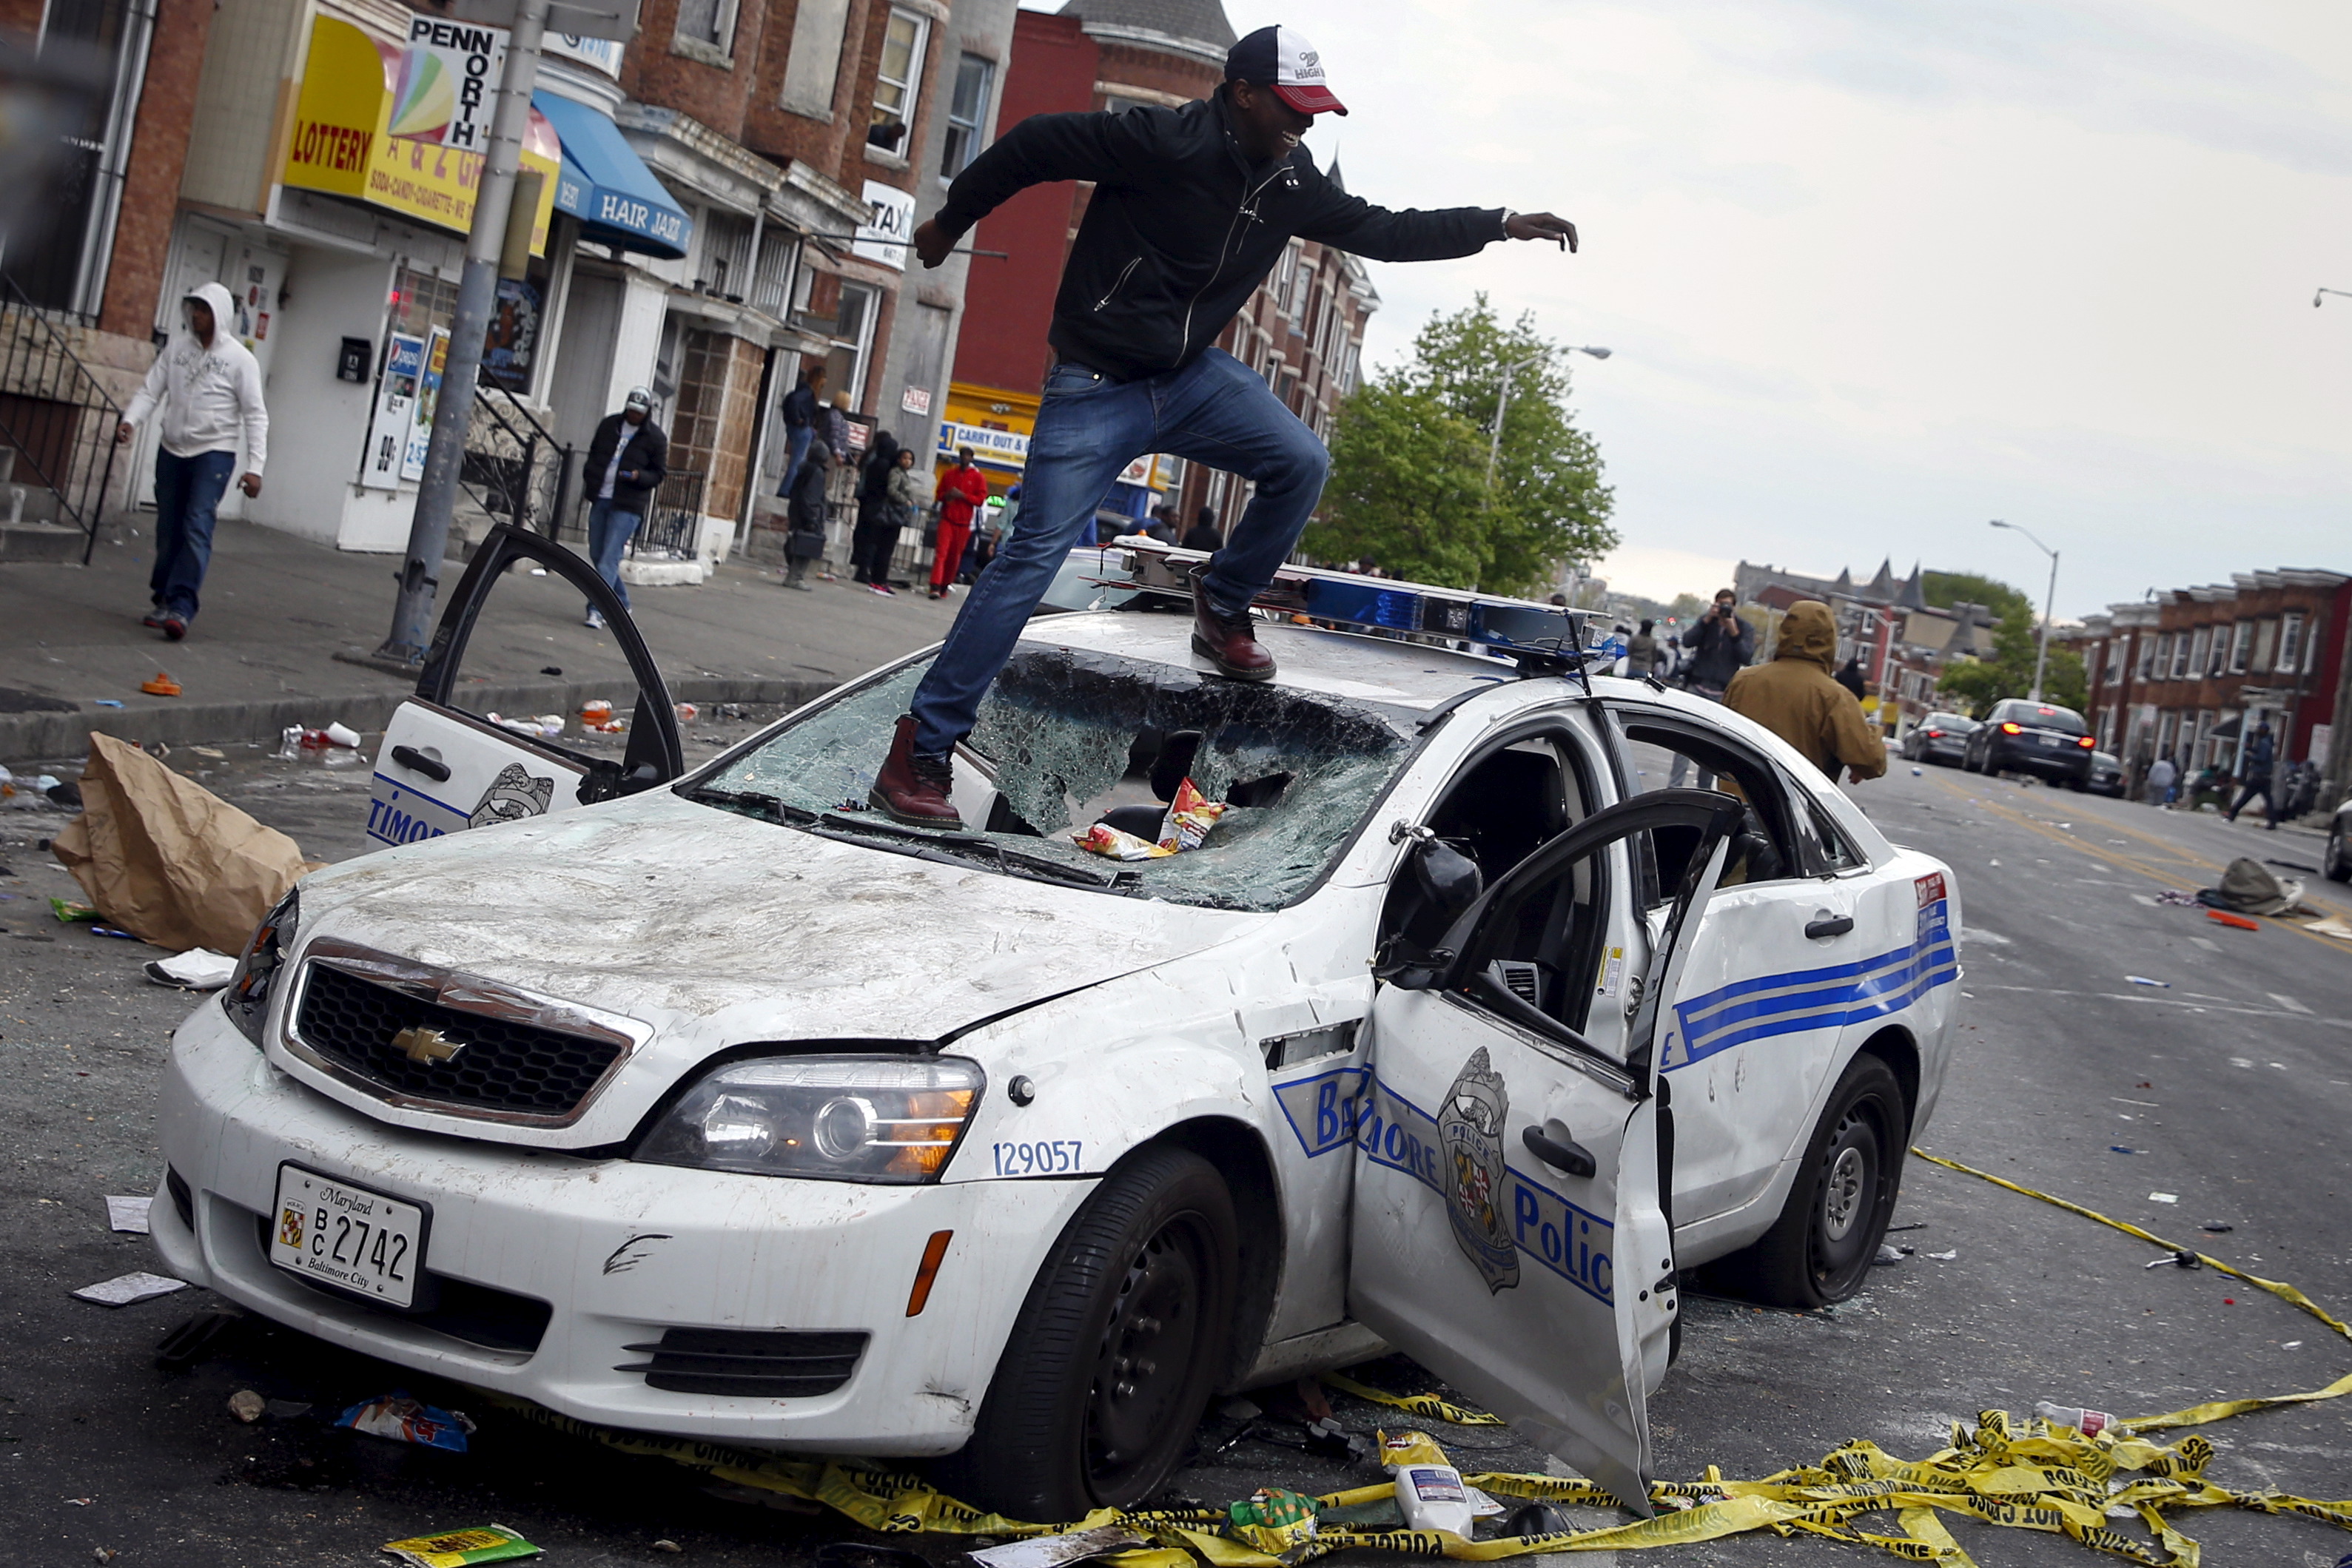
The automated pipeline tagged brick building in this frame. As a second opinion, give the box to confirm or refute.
[2077,569,2351,780]
[945,0,1375,529]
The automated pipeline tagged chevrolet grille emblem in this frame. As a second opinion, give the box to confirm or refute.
[392,1026,463,1065]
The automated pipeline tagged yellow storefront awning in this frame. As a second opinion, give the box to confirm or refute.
[283,16,560,252]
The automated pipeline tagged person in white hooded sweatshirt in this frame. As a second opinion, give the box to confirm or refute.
[115,282,268,640]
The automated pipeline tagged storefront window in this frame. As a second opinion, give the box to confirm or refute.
[389,266,459,340]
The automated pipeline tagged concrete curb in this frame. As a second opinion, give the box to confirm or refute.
[1,675,836,764]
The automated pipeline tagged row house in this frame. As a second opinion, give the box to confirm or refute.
[2077,569,2351,778]
[946,0,1376,529]
[1,0,1016,573]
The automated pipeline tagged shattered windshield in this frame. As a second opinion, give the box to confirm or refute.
[693,645,1417,911]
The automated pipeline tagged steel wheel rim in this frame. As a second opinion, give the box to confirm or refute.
[1082,1214,1208,1500]
[1821,1144,1866,1242]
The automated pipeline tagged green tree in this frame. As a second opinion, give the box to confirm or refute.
[1312,295,1615,593]
[1936,601,2088,716]
[1919,571,2032,622]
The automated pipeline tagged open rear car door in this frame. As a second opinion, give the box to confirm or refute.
[1349,790,1742,1513]
[367,523,684,849]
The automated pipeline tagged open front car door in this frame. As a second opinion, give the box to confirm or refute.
[1349,789,1744,1513]
[367,523,684,849]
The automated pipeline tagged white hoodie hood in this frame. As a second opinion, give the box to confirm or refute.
[123,281,269,473]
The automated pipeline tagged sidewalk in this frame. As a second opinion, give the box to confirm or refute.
[0,518,964,764]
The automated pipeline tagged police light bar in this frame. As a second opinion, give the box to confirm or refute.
[1108,538,1616,664]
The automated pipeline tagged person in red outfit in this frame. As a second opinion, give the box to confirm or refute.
[931,446,989,600]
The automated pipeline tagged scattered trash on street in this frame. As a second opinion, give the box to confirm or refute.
[228,1388,266,1423]
[1925,1249,1958,1259]
[2148,1192,2179,1203]
[970,1525,1149,1568]
[141,947,235,989]
[2143,1249,2203,1270]
[2029,1401,2115,1437]
[138,671,181,696]
[50,895,99,923]
[72,1271,187,1307]
[2154,889,2201,906]
[88,925,139,940]
[2200,1222,2235,1233]
[104,1195,151,1234]
[2109,1145,2140,1154]
[2206,909,2261,932]
[337,1393,476,1452]
[2125,975,2171,988]
[378,1524,542,1565]
[484,712,564,738]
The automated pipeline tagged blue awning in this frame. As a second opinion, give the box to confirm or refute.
[533,92,692,260]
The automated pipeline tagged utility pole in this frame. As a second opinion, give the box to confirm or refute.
[374,0,553,666]
[1989,519,2060,702]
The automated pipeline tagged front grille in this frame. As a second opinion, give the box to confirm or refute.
[294,962,625,1119]
[618,1328,868,1398]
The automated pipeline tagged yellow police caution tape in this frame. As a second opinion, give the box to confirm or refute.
[486,1151,2352,1567]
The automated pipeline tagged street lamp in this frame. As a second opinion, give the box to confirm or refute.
[1989,519,2059,701]
[1486,345,1610,487]
[2316,288,2352,308]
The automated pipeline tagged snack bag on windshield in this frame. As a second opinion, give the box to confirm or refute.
[1072,821,1175,861]
[1157,777,1229,852]
[1226,1486,1318,1555]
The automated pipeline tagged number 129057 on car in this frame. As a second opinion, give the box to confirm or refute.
[268,1164,429,1308]
[991,1140,1082,1177]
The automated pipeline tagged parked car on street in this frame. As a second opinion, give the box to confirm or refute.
[2086,750,2127,797]
[1962,699,2097,788]
[1900,712,1980,767]
[154,529,1963,1522]
[2326,793,2352,882]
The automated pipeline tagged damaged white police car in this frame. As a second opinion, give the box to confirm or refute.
[155,528,1960,1521]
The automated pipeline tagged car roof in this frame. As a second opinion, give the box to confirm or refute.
[1018,611,1522,710]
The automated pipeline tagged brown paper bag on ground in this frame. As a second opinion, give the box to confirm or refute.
[51,732,320,952]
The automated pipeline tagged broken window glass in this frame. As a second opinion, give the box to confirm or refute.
[696,645,1417,911]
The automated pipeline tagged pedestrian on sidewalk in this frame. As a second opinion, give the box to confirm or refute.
[2225,719,2281,830]
[930,446,987,602]
[783,440,832,590]
[816,392,853,471]
[853,430,902,591]
[1724,599,1888,786]
[870,24,1577,824]
[1182,505,1223,553]
[1670,589,1754,786]
[776,365,824,501]
[886,448,922,587]
[115,281,268,642]
[2145,753,2177,808]
[579,388,668,629]
[1835,656,1867,701]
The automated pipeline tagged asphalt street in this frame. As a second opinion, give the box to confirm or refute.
[2,742,2348,1567]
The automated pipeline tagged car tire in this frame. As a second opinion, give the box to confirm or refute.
[932,1145,1238,1519]
[1697,1054,1907,1309]
[2329,822,2351,884]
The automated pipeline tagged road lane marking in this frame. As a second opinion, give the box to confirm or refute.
[2271,993,2313,1014]
[1973,983,2349,1026]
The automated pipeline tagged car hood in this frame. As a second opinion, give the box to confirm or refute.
[284,791,1268,1141]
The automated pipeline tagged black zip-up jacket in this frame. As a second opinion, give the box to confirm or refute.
[583,414,668,512]
[936,92,1506,384]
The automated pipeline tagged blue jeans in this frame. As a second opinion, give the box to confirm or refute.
[777,425,813,499]
[149,448,237,619]
[908,349,1328,756]
[586,498,642,612]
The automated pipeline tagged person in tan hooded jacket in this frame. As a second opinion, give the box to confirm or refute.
[1724,599,1888,784]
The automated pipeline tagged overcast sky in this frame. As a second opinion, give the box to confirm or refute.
[1021,0,2351,616]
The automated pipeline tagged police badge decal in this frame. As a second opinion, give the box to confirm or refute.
[1439,1046,1519,1293]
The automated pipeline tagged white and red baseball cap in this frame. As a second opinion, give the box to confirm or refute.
[1225,25,1348,116]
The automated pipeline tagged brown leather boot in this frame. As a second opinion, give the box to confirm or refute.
[1190,571,1275,682]
[870,715,964,827]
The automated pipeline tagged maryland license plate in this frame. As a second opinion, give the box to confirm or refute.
[268,1164,429,1308]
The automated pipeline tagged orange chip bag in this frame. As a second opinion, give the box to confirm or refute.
[1157,777,1229,852]
[1072,822,1175,861]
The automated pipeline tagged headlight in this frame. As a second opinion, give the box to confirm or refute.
[222,890,298,1047]
[636,1055,984,1183]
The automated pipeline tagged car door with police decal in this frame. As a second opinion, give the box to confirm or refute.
[367,524,684,850]
[1348,790,1744,1514]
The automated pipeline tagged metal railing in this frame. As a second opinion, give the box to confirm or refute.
[457,378,574,547]
[0,271,124,563]
[634,468,705,558]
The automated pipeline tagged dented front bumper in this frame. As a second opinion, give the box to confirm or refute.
[153,998,1094,1453]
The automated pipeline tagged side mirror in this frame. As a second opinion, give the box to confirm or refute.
[1413,836,1483,923]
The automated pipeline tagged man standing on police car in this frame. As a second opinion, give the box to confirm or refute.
[868,25,1579,825]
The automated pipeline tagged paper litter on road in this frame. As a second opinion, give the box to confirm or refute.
[72,1271,187,1306]
[1925,1249,1958,1260]
[2148,1193,2179,1204]
[104,1195,151,1233]
[2126,975,2171,987]
[2303,915,2352,941]
[968,1526,1149,1568]
[141,947,235,989]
